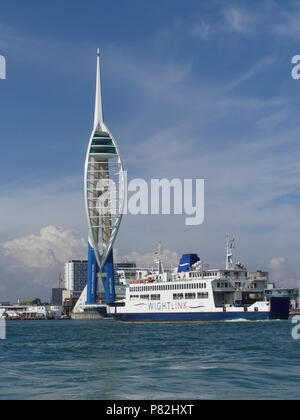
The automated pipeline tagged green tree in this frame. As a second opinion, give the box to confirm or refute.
[31,298,41,305]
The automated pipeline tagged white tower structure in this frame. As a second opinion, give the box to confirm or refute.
[74,50,125,312]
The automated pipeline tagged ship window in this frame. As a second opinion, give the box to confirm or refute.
[197,293,209,299]
[173,293,184,300]
[151,294,160,301]
[244,307,248,312]
[140,295,149,300]
[185,293,196,300]
[255,307,258,312]
[130,295,139,301]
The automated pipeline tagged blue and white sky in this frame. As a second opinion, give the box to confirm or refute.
[0,0,300,301]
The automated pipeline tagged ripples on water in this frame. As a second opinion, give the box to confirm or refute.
[0,320,299,400]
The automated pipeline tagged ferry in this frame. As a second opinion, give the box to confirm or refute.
[108,238,290,322]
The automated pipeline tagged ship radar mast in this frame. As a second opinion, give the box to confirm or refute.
[226,235,235,270]
[154,242,164,274]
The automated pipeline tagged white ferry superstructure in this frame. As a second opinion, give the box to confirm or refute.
[107,238,290,322]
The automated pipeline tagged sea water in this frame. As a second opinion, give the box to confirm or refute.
[0,319,299,400]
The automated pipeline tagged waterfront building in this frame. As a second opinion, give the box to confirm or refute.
[52,288,64,305]
[64,260,88,298]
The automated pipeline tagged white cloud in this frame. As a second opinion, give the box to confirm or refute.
[225,57,275,92]
[191,22,211,39]
[273,11,300,40]
[268,257,297,288]
[0,176,86,240]
[224,8,251,33]
[0,7,300,299]
[269,257,285,271]
[1,225,86,270]
[118,249,180,268]
[0,226,87,301]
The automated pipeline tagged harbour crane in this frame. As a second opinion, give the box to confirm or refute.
[50,250,63,289]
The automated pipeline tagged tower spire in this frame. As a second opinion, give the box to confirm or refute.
[94,49,105,131]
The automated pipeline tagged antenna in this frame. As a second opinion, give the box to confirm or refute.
[226,235,235,270]
[94,49,105,131]
[154,242,164,274]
